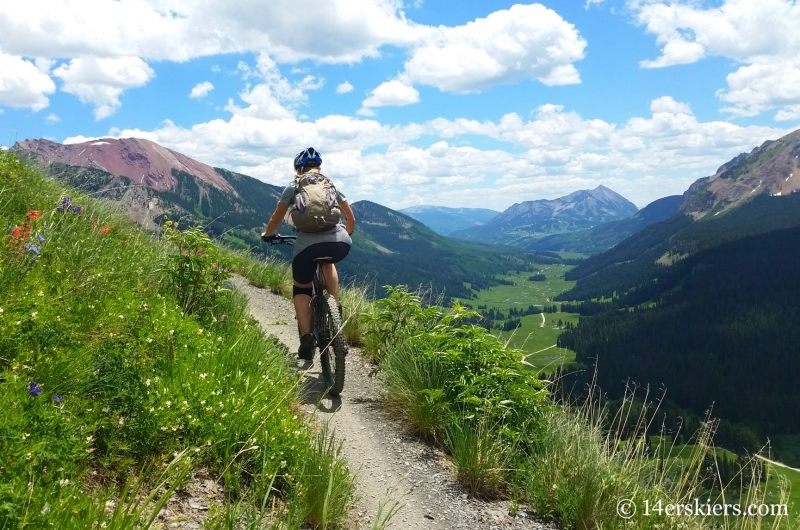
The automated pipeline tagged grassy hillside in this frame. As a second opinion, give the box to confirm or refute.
[0,153,351,528]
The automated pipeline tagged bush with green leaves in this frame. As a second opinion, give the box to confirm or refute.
[364,286,550,496]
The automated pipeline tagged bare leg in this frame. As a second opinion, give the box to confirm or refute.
[320,263,340,302]
[293,281,312,335]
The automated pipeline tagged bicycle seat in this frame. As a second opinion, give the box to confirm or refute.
[312,256,334,263]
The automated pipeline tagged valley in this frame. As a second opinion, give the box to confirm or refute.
[456,267,579,370]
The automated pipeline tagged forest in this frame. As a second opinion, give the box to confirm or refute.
[555,226,800,453]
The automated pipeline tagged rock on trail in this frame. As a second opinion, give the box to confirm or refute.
[232,275,558,530]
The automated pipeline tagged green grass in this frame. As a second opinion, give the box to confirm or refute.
[0,152,353,529]
[767,465,800,521]
[455,267,579,370]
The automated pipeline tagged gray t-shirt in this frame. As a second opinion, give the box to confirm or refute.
[279,179,352,257]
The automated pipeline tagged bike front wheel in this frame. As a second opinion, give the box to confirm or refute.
[318,296,347,396]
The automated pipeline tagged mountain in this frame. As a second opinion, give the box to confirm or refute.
[15,138,233,192]
[551,131,800,454]
[11,138,537,298]
[398,205,499,236]
[12,137,285,248]
[525,195,682,255]
[344,201,532,298]
[451,185,638,245]
[681,128,800,218]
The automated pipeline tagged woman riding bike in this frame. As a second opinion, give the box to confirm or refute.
[262,147,355,360]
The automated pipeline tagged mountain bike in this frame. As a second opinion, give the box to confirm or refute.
[263,234,347,396]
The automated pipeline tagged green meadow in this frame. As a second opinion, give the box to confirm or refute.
[457,265,579,370]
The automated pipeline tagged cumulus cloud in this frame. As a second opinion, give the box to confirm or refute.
[53,56,155,119]
[65,95,791,209]
[226,54,324,119]
[189,81,214,99]
[0,0,423,64]
[633,0,800,119]
[402,4,586,93]
[0,53,56,110]
[358,80,419,114]
[336,81,354,94]
[45,113,61,123]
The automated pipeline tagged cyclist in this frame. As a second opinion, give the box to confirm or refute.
[262,147,355,361]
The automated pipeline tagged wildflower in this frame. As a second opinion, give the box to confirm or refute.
[145,379,151,386]
[57,197,73,213]
[28,381,41,397]
[72,205,83,214]
[58,478,70,487]
[199,373,207,380]
[53,395,62,403]
[31,312,37,318]
[86,435,94,443]
[26,210,41,220]
[21,433,29,441]
[165,400,172,407]
[37,234,44,242]
[99,225,110,236]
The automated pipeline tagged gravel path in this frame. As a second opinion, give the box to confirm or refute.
[232,275,559,530]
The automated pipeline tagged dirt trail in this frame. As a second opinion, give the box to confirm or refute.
[232,275,558,530]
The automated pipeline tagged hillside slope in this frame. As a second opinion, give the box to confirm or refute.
[525,195,681,254]
[12,138,535,298]
[344,201,531,298]
[681,128,800,218]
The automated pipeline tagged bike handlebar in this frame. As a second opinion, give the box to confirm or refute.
[261,233,296,245]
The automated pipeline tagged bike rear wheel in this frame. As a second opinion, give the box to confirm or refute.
[317,295,347,396]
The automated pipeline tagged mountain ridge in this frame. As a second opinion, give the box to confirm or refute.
[451,184,639,244]
[398,205,499,236]
[11,137,536,299]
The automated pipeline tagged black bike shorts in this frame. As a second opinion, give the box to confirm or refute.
[292,242,351,284]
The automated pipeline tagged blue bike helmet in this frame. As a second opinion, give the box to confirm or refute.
[293,147,322,170]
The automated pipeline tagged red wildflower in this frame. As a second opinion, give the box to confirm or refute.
[92,220,98,227]
[99,225,110,236]
[26,210,41,220]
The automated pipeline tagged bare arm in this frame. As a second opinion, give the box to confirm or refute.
[340,200,355,235]
[264,202,289,236]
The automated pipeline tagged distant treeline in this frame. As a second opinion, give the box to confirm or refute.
[554,226,800,453]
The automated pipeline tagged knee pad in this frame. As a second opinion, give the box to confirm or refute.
[293,285,313,298]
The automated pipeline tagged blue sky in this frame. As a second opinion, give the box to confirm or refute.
[1,0,798,210]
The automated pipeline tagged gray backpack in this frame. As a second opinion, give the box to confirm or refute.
[289,172,342,232]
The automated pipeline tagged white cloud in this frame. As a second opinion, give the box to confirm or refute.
[336,81,354,94]
[0,53,56,110]
[633,0,800,119]
[189,81,214,99]
[65,96,791,209]
[402,4,586,93]
[226,54,324,119]
[45,113,61,123]
[585,0,604,8]
[359,80,419,113]
[53,56,154,119]
[0,0,424,64]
